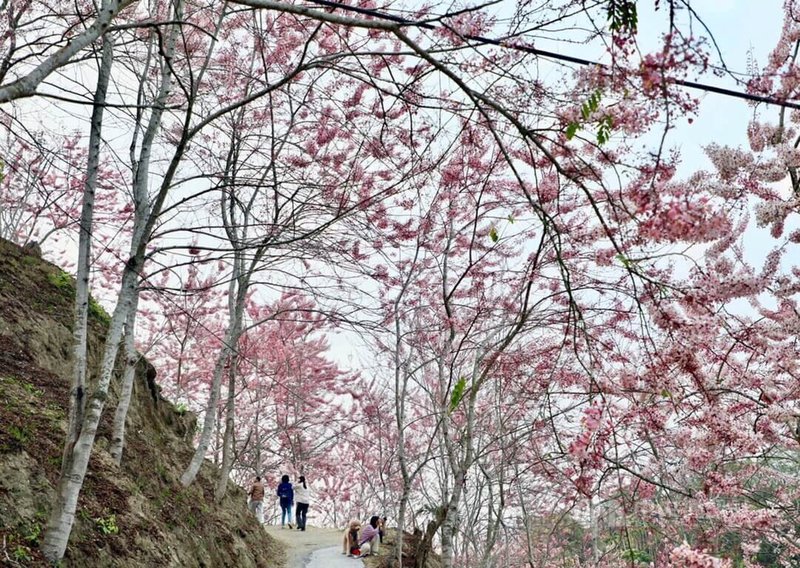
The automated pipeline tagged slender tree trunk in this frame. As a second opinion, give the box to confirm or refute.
[590,495,599,564]
[415,505,446,568]
[109,292,140,464]
[253,406,262,474]
[214,356,238,501]
[181,276,247,486]
[214,406,222,465]
[396,482,410,568]
[476,477,503,568]
[62,35,114,477]
[42,261,140,562]
[42,4,186,558]
[439,478,463,568]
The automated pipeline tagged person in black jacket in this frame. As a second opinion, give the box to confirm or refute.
[276,474,294,529]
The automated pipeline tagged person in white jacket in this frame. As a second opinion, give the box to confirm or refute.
[294,476,312,530]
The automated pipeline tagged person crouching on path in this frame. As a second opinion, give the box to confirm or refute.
[276,474,294,528]
[359,515,381,556]
[294,475,311,531]
[247,476,265,524]
[342,520,361,555]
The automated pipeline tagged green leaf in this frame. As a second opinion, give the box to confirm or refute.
[660,389,671,398]
[608,0,638,34]
[489,226,499,243]
[589,91,600,111]
[507,214,515,224]
[565,122,579,140]
[615,253,630,268]
[449,377,467,413]
[596,115,614,145]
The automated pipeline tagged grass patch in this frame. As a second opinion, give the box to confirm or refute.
[20,380,43,397]
[47,269,74,293]
[12,544,32,562]
[88,297,111,326]
[22,520,42,545]
[8,424,30,445]
[46,269,110,325]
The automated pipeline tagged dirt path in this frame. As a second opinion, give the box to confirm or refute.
[264,525,365,568]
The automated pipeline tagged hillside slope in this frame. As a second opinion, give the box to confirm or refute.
[0,238,283,567]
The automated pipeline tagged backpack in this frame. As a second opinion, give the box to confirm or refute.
[278,484,291,499]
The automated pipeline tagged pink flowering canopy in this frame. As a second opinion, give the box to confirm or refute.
[4,0,800,566]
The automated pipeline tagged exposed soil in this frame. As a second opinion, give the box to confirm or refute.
[0,238,284,567]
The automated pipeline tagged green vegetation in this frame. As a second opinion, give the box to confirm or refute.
[20,380,42,397]
[621,547,652,565]
[565,89,615,145]
[12,544,32,562]
[47,269,73,293]
[46,268,111,325]
[95,514,119,536]
[8,424,30,445]
[607,0,637,33]
[24,521,42,545]
[88,296,111,326]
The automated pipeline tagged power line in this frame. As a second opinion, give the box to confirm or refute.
[303,0,800,111]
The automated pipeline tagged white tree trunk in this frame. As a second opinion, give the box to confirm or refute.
[214,359,237,501]
[42,264,140,562]
[63,35,114,477]
[42,5,186,558]
[181,273,247,486]
[109,294,140,464]
[439,471,464,568]
[0,0,131,102]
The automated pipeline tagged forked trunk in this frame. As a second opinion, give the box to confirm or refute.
[214,359,237,502]
[414,504,446,568]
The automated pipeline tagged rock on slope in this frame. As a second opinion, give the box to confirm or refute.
[0,238,282,567]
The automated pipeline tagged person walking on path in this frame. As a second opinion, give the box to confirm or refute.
[277,474,294,529]
[248,476,265,524]
[294,475,311,531]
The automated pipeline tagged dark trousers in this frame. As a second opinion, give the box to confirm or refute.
[295,502,309,529]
